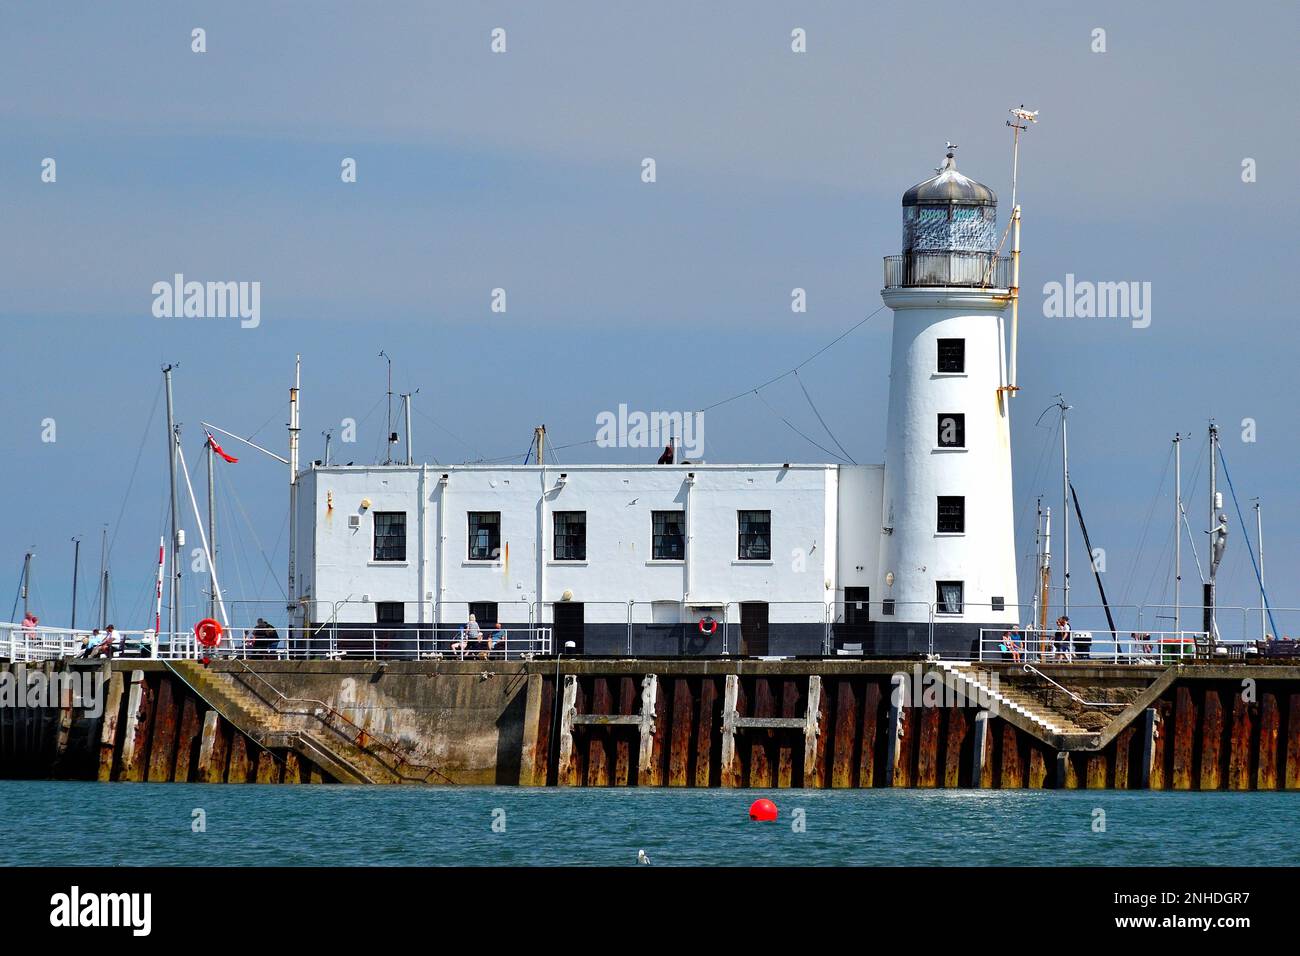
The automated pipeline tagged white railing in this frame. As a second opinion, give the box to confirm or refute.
[0,622,551,662]
[4,599,1294,663]
[978,628,1204,665]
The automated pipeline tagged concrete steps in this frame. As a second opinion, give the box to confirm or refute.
[937,662,1093,738]
[167,661,408,784]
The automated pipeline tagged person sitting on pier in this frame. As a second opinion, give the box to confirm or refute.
[21,611,38,632]
[999,629,1022,663]
[87,625,119,659]
[482,622,508,659]
[78,628,101,658]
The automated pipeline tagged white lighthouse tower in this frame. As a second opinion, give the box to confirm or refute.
[876,149,1019,655]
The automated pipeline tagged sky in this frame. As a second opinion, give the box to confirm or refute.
[1,1,1296,637]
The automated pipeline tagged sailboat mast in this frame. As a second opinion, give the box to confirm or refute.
[163,364,182,640]
[70,537,80,630]
[20,550,32,617]
[207,439,217,620]
[98,526,108,629]
[1060,400,1071,620]
[1039,505,1052,632]
[1173,433,1182,635]
[1206,421,1219,640]
[1031,498,1042,629]
[1255,500,1265,640]
[287,355,301,636]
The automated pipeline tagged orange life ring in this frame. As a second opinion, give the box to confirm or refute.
[698,616,718,635]
[194,618,224,648]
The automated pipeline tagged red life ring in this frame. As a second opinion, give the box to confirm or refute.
[194,618,224,648]
[698,616,718,635]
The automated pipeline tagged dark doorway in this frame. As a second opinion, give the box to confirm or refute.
[553,602,584,655]
[740,602,769,657]
[839,587,872,654]
[375,601,405,658]
[469,601,499,629]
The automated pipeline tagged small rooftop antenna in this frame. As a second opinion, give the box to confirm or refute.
[999,104,1038,402]
[379,350,394,464]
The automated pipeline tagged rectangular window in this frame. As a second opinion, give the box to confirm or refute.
[468,512,501,561]
[937,338,965,373]
[553,511,587,561]
[937,496,965,534]
[936,581,964,615]
[881,599,896,616]
[372,512,407,562]
[652,510,685,560]
[375,602,404,624]
[737,510,772,561]
[991,596,1006,612]
[937,413,965,448]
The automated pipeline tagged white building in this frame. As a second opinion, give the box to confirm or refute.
[291,152,1020,657]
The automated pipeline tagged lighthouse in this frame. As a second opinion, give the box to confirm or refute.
[876,149,1020,656]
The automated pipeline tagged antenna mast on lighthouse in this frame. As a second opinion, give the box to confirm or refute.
[1000,104,1038,401]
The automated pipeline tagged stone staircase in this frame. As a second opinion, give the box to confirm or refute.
[936,661,1096,743]
[166,660,417,784]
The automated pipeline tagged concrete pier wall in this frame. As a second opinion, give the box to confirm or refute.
[3,658,1300,790]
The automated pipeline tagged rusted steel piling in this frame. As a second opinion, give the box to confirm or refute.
[5,659,1300,789]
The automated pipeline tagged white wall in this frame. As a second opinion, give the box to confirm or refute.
[299,463,857,626]
[836,465,884,597]
[877,288,1019,625]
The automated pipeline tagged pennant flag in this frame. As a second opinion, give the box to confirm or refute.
[207,433,239,463]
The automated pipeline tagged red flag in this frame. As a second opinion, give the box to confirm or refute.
[207,433,239,463]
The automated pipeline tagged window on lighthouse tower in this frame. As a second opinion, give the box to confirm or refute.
[937,496,965,534]
[937,338,965,374]
[937,413,965,448]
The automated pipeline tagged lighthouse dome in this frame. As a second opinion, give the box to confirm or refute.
[901,151,998,254]
[902,152,997,208]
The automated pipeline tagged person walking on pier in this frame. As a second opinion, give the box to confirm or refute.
[451,614,481,660]
[247,618,281,657]
[1054,616,1072,662]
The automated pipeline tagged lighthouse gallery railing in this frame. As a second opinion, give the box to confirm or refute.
[883,252,1010,289]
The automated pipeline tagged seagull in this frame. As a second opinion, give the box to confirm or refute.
[637,849,651,865]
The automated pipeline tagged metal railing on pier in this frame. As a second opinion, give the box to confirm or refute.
[978,628,1203,665]
[2,600,1295,663]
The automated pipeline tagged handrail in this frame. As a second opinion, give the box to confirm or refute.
[1022,663,1126,708]
[224,658,457,785]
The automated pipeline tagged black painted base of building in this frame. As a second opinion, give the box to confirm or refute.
[316,619,999,659]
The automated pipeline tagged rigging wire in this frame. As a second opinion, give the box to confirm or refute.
[694,305,888,414]
[1217,444,1280,639]
[753,389,852,464]
[793,370,856,464]
[460,307,887,466]
[106,378,164,563]
[1118,442,1174,611]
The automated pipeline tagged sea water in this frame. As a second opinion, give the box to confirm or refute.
[0,781,1294,866]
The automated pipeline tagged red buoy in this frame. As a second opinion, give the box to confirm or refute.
[749,798,778,822]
